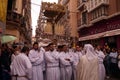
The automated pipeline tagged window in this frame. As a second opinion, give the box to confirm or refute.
[7,0,13,10]
[82,11,87,24]
[7,0,16,10]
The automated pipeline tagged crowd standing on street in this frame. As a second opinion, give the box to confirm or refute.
[0,41,120,80]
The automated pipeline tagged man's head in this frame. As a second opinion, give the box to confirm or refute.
[13,45,20,51]
[21,46,29,55]
[62,45,68,52]
[33,42,39,50]
[48,43,54,51]
[95,45,101,51]
[76,45,82,51]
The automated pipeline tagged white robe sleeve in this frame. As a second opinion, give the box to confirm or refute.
[29,50,40,63]
[45,52,56,63]
[60,53,71,66]
[100,51,105,59]
[29,50,44,65]
[24,57,32,80]
[51,51,60,60]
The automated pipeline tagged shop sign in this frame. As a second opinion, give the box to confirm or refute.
[80,19,120,36]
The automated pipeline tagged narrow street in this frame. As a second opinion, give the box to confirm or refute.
[0,0,120,80]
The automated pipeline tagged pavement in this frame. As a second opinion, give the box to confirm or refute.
[105,77,120,80]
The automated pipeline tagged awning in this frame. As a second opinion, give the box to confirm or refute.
[79,29,120,41]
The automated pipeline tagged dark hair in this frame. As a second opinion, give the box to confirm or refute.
[2,43,8,48]
[33,42,38,46]
[12,45,18,49]
[58,45,63,49]
[21,46,29,53]
[47,43,54,47]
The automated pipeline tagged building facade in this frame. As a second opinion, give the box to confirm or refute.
[77,0,120,49]
[5,0,32,44]
[58,0,78,45]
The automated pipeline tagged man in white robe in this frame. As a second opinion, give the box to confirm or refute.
[29,42,44,80]
[59,45,73,80]
[11,46,32,80]
[11,45,21,62]
[95,45,106,80]
[45,43,60,80]
[71,45,83,80]
[76,44,99,80]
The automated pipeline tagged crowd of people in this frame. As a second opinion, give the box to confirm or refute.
[0,42,120,80]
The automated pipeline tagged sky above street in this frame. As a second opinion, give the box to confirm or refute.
[31,0,58,37]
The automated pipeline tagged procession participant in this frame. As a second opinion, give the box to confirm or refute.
[11,46,32,80]
[29,42,44,80]
[76,44,99,80]
[11,45,20,62]
[59,45,73,80]
[95,45,106,80]
[71,45,83,80]
[45,43,60,80]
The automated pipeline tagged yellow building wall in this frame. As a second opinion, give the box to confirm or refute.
[0,0,8,23]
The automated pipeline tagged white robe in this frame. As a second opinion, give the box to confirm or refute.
[40,47,46,71]
[76,55,99,80]
[76,44,99,80]
[45,50,60,80]
[59,51,73,80]
[29,49,44,80]
[96,50,106,80]
[72,51,82,80]
[11,53,32,80]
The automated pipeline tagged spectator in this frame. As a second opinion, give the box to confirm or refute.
[1,44,11,80]
[109,48,119,77]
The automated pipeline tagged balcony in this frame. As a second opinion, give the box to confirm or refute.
[6,11,24,28]
[88,0,109,12]
[98,0,109,6]
[77,0,87,10]
[90,6,108,24]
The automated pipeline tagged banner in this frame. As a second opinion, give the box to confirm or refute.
[0,0,8,23]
